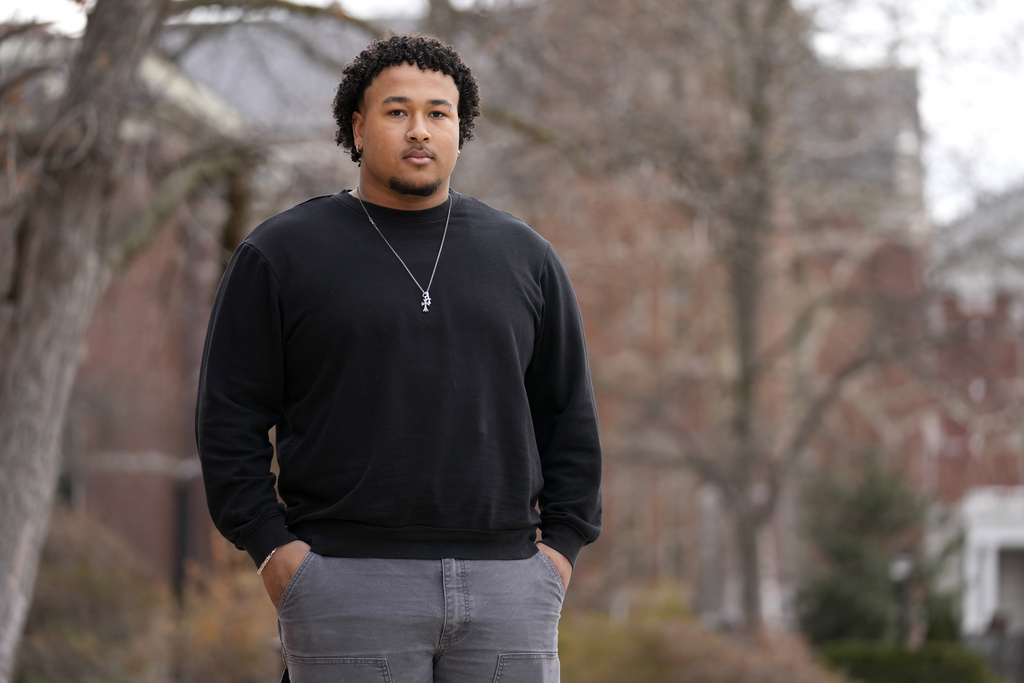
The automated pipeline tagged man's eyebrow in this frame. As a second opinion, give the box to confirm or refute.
[380,95,455,109]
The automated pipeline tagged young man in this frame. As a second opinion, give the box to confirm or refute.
[196,32,601,683]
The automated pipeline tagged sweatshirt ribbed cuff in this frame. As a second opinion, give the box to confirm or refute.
[243,516,299,568]
[538,523,587,567]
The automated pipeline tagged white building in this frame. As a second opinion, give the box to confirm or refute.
[958,487,1024,634]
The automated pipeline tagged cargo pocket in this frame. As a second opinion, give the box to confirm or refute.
[491,652,559,682]
[283,656,392,683]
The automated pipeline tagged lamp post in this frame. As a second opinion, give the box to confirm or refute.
[888,552,914,647]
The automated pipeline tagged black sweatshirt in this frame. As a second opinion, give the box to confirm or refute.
[195,190,602,568]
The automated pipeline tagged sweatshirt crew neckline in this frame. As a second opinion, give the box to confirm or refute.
[333,189,462,225]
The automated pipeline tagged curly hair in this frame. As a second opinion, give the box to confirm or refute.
[333,32,482,164]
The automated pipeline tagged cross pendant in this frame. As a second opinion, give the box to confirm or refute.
[421,291,432,312]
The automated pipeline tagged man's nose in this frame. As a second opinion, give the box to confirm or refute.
[407,115,430,142]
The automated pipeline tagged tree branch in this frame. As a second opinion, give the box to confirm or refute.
[756,336,882,521]
[105,145,259,270]
[166,0,385,36]
[170,0,335,16]
[0,22,52,41]
[481,106,593,175]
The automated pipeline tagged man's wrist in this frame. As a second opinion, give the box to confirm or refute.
[256,547,278,575]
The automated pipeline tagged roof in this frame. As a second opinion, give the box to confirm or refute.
[930,184,1024,307]
[1,23,246,137]
[158,17,415,135]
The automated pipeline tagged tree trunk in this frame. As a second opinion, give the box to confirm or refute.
[0,1,169,678]
[0,174,113,680]
[734,499,765,636]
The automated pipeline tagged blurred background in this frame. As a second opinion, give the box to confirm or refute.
[1,0,1023,681]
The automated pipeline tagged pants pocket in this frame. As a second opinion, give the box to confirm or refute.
[492,652,559,683]
[283,656,392,683]
[535,552,566,599]
[277,550,317,613]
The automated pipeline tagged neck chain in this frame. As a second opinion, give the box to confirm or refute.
[354,188,451,313]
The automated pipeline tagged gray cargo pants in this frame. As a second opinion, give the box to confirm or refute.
[276,552,565,682]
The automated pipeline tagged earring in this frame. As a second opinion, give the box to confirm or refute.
[457,149,461,157]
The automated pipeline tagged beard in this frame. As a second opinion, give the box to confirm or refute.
[388,176,446,197]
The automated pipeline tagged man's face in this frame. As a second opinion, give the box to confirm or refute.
[352,63,461,210]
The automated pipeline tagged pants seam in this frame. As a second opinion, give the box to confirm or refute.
[435,558,449,657]
[459,559,471,636]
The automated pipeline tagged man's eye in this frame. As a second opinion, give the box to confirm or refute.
[429,111,448,118]
[387,110,407,117]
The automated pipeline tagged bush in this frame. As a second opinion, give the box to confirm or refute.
[15,509,282,683]
[559,586,847,683]
[795,455,965,647]
[923,593,961,643]
[176,542,282,683]
[15,508,174,683]
[821,641,997,683]
[796,575,893,646]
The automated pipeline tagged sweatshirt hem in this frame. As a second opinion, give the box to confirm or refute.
[292,521,540,560]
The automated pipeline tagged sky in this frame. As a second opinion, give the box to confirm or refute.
[2,0,1023,224]
[0,0,428,24]
[799,0,1024,222]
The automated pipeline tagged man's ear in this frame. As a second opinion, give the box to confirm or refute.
[351,110,364,150]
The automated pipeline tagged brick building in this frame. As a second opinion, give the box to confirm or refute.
[927,186,1024,639]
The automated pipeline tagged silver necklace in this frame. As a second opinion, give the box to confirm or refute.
[354,188,451,312]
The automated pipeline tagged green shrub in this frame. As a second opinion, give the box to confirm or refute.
[821,641,996,683]
[796,455,965,648]
[796,575,893,645]
[923,593,961,642]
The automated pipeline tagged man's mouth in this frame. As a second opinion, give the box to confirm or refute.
[404,149,434,165]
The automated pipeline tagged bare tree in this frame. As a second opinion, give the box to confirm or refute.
[0,0,375,676]
[461,0,933,635]
[0,4,178,675]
